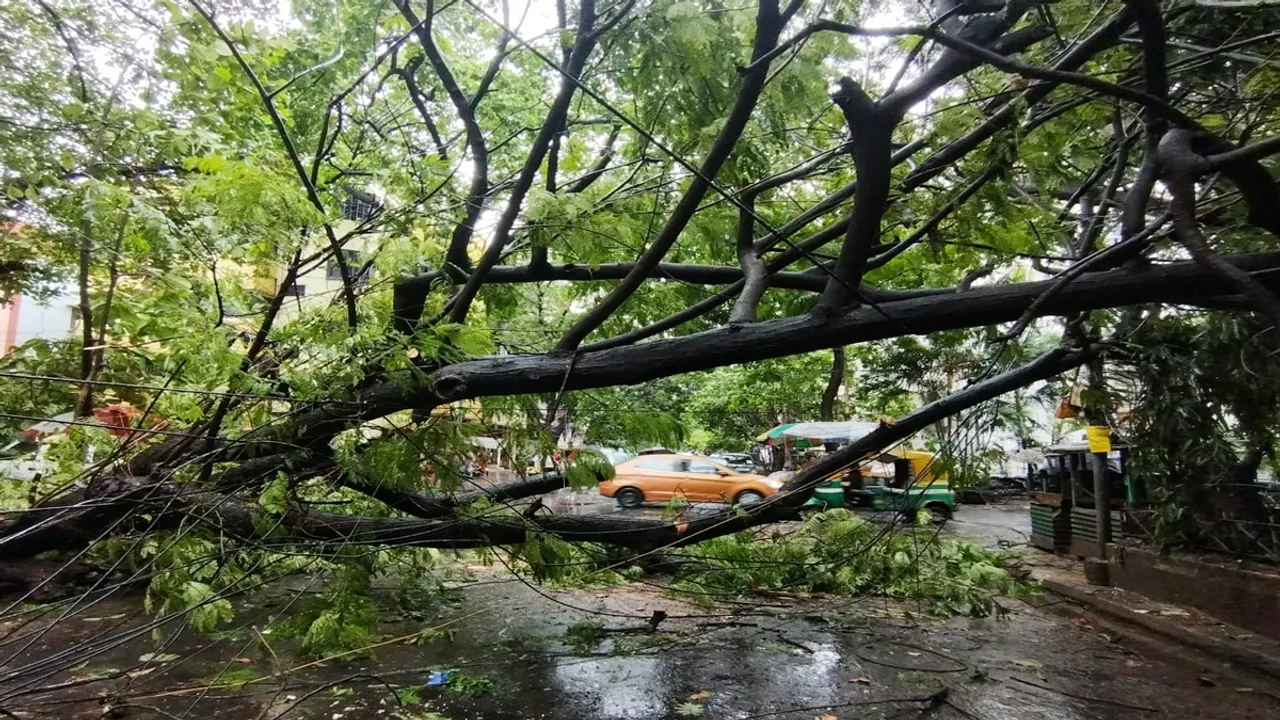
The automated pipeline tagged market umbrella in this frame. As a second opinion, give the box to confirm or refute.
[778,421,882,444]
[755,423,820,448]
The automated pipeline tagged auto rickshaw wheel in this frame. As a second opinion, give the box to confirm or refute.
[923,502,952,521]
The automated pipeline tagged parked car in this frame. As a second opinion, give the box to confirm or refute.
[959,476,1028,504]
[599,453,783,508]
[1256,475,1280,510]
[709,452,755,473]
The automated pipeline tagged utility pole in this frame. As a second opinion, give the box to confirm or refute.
[1084,356,1112,585]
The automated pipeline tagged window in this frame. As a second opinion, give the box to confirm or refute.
[688,461,721,475]
[280,283,306,297]
[638,458,685,472]
[327,249,369,284]
[340,189,381,221]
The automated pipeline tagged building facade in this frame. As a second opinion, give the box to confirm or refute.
[0,281,79,356]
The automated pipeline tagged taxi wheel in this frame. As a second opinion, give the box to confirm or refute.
[616,488,645,509]
[735,490,765,505]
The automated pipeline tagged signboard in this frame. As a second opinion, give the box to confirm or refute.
[1086,425,1112,454]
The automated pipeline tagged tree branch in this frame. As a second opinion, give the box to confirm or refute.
[447,0,600,324]
[398,56,449,161]
[819,346,845,422]
[1160,129,1280,329]
[731,194,771,324]
[818,77,896,310]
[394,0,490,272]
[1201,134,1280,173]
[906,8,1136,188]
[556,0,786,351]
[188,0,358,329]
[342,472,579,519]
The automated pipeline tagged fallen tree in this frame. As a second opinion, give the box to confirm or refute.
[0,347,1087,562]
[5,0,1280,555]
[1,0,1280,670]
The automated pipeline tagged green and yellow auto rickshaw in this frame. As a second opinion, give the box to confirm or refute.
[804,449,956,519]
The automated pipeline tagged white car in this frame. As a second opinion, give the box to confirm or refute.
[0,442,56,481]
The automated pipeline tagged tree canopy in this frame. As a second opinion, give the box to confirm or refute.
[3,0,1280,661]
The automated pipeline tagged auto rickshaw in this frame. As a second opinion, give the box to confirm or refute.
[804,449,956,519]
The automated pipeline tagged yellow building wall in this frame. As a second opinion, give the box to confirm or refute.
[256,219,379,320]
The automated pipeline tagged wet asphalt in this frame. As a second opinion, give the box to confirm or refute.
[4,497,1276,719]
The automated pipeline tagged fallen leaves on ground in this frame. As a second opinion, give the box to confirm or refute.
[687,691,711,701]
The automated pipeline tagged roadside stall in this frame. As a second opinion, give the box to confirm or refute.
[1029,435,1143,556]
[755,423,822,470]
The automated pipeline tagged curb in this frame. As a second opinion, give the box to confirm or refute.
[1041,578,1280,683]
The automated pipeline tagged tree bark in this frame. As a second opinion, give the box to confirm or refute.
[820,347,846,422]
[74,221,95,418]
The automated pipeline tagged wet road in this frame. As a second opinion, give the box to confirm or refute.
[251,576,1280,719]
[6,497,1275,719]
[945,501,1033,548]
